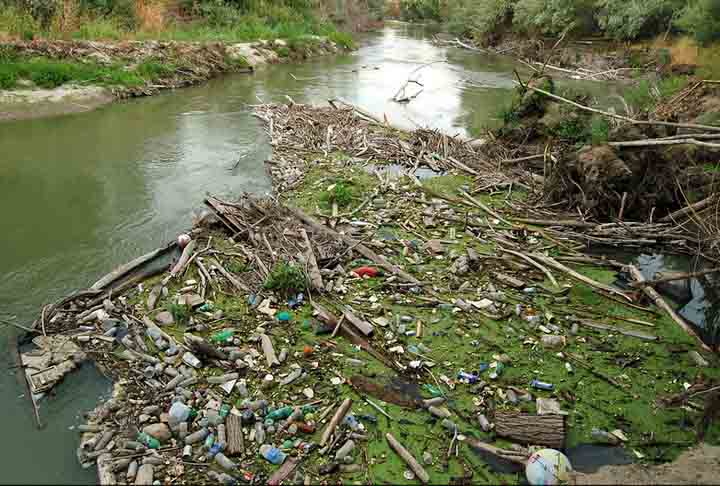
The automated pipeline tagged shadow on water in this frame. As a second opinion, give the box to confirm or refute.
[590,247,720,347]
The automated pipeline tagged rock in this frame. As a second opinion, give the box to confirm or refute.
[142,423,171,442]
[274,39,287,48]
[155,311,174,325]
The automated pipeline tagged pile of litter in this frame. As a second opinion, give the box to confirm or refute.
[18,102,720,485]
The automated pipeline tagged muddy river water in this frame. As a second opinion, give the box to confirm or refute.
[0,22,629,483]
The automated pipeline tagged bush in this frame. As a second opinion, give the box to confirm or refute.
[400,0,441,21]
[590,116,609,145]
[514,0,596,36]
[457,0,513,36]
[264,262,306,294]
[595,0,683,40]
[676,0,720,45]
[28,60,74,87]
[0,66,18,89]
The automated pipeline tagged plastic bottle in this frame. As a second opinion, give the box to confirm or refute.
[458,371,479,384]
[184,427,209,445]
[489,362,504,380]
[255,422,266,444]
[137,432,160,450]
[478,414,492,432]
[219,404,231,419]
[211,329,234,343]
[204,433,215,450]
[335,440,355,461]
[214,452,237,471]
[259,444,287,465]
[441,419,457,433]
[531,379,554,391]
[267,406,293,421]
[343,414,363,431]
[209,442,224,458]
[169,402,191,426]
[207,470,237,486]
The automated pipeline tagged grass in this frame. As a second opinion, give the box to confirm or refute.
[625,76,691,111]
[0,56,189,90]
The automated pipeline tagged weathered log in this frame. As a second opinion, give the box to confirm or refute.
[495,412,566,448]
[659,195,717,223]
[630,267,720,287]
[628,265,713,352]
[532,254,631,301]
[169,240,196,278]
[90,242,175,291]
[268,456,300,485]
[386,433,430,483]
[320,398,352,446]
[343,308,374,336]
[225,414,244,455]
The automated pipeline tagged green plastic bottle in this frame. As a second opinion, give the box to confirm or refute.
[219,403,231,419]
[301,404,316,415]
[211,329,234,343]
[267,406,293,421]
[137,432,160,449]
[423,384,442,397]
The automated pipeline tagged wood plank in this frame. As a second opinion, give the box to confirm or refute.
[225,414,244,456]
[495,412,565,449]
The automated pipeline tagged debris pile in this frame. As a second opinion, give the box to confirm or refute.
[18,101,720,484]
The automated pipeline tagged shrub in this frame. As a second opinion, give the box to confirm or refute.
[0,66,18,89]
[514,0,596,36]
[595,0,683,40]
[400,0,441,21]
[29,60,74,87]
[136,59,175,79]
[676,0,720,45]
[454,0,513,36]
[264,262,306,294]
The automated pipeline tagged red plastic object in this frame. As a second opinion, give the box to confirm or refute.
[353,266,380,278]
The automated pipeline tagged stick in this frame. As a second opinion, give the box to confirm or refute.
[459,190,513,226]
[525,85,720,133]
[577,319,658,341]
[610,138,720,149]
[631,267,720,287]
[330,315,345,338]
[386,433,430,483]
[532,254,631,301]
[628,265,713,352]
[208,258,249,292]
[500,249,559,288]
[300,228,324,291]
[168,240,196,280]
[659,195,717,223]
[320,398,352,446]
[0,317,37,334]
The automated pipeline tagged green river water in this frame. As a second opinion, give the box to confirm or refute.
[0,22,620,483]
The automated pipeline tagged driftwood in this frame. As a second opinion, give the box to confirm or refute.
[532,254,631,301]
[320,398,352,446]
[610,138,720,149]
[300,228,324,291]
[460,190,513,226]
[660,195,717,223]
[466,439,527,467]
[628,265,713,352]
[290,207,422,285]
[501,249,559,288]
[225,414,244,455]
[268,457,300,485]
[90,242,175,291]
[577,319,658,341]
[386,433,430,483]
[168,240,196,279]
[343,308,374,336]
[631,267,720,287]
[208,258,249,293]
[494,412,565,448]
[525,85,720,133]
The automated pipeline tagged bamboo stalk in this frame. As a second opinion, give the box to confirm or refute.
[320,398,352,446]
[386,433,430,483]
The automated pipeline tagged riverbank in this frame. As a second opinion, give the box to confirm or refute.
[0,36,350,122]
[17,80,720,484]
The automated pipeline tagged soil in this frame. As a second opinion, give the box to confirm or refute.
[0,85,114,122]
[572,443,720,485]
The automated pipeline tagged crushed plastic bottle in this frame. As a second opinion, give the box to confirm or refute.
[423,384,442,397]
[259,444,287,465]
[168,402,191,426]
[211,329,234,343]
[219,403,231,419]
[267,406,293,421]
[458,371,479,384]
[137,432,160,449]
[277,311,292,322]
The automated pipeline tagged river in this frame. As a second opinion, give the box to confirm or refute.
[0,22,620,483]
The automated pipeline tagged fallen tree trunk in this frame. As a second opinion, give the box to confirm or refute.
[495,412,566,448]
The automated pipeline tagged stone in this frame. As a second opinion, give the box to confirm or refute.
[142,423,171,442]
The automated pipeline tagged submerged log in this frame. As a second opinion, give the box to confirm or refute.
[495,412,566,448]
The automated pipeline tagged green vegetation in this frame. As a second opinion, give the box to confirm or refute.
[264,262,307,294]
[0,0,354,46]
[0,55,183,89]
[402,0,720,45]
[624,76,690,111]
[590,115,610,145]
[320,181,354,207]
[166,302,190,325]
